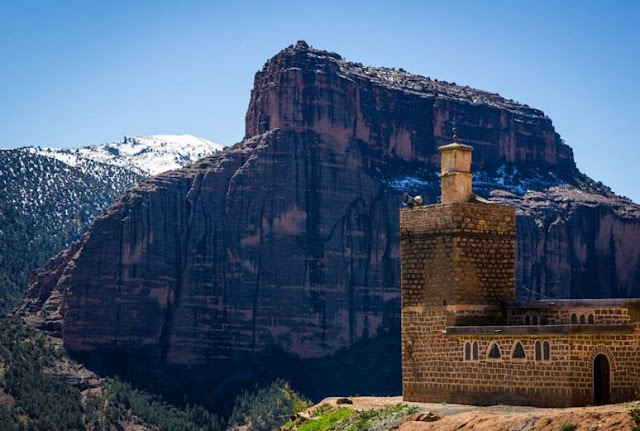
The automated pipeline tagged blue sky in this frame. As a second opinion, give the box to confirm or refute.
[1,1,639,201]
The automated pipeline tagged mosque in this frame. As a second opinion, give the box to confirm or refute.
[400,140,640,407]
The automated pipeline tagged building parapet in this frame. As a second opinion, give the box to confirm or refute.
[445,324,635,336]
[508,299,640,309]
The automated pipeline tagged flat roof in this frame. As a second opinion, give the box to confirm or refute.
[438,142,473,152]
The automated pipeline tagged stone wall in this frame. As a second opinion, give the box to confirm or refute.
[402,308,640,407]
[400,200,640,407]
[400,202,516,320]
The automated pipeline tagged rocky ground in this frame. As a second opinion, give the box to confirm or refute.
[309,396,639,430]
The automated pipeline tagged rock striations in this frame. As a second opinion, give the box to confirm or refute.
[17,42,640,402]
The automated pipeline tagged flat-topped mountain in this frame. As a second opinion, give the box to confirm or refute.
[247,40,574,170]
[17,42,640,403]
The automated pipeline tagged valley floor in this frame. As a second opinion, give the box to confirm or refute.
[312,396,639,430]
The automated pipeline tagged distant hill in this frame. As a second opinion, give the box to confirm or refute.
[0,134,223,313]
[30,134,224,176]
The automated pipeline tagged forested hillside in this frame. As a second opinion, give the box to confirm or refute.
[0,316,307,430]
[0,150,142,313]
[0,135,222,314]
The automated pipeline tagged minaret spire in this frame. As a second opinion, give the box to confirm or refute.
[438,123,473,203]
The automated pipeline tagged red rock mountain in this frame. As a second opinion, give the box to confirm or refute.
[17,41,640,402]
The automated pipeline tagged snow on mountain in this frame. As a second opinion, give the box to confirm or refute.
[0,148,145,312]
[0,134,224,312]
[28,134,224,176]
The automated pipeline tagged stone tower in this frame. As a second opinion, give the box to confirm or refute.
[438,143,474,204]
[401,140,640,409]
[400,141,516,326]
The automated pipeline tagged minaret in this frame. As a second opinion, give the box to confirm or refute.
[400,133,516,325]
[438,141,473,203]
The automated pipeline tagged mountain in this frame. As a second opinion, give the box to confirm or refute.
[30,134,224,176]
[0,135,222,313]
[17,41,640,405]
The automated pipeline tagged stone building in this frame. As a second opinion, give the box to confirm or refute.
[400,141,640,407]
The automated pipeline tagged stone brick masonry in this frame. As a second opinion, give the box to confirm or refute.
[401,305,640,407]
[400,147,640,407]
[400,203,515,315]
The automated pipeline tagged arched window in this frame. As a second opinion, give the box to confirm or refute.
[579,314,586,324]
[524,315,531,325]
[543,341,551,360]
[588,314,595,324]
[535,341,542,360]
[465,341,480,361]
[512,341,526,359]
[488,342,501,359]
[571,314,578,324]
[532,315,539,325]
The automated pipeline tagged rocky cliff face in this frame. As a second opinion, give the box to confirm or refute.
[246,40,574,170]
[17,41,640,402]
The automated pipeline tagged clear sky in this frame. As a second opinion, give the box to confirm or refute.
[1,1,639,201]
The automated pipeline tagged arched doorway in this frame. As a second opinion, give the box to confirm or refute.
[593,354,611,405]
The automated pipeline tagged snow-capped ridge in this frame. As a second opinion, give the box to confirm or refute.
[25,134,224,176]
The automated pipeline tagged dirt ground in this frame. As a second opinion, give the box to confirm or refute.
[316,396,639,430]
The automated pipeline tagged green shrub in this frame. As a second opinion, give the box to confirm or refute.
[311,403,333,417]
[559,422,577,431]
[630,408,640,431]
[344,404,420,431]
[296,407,352,431]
